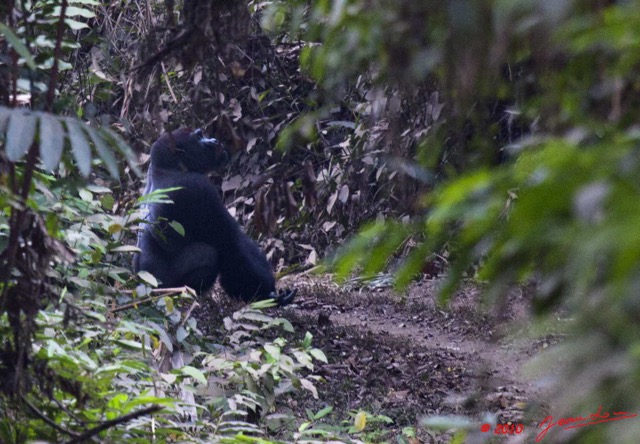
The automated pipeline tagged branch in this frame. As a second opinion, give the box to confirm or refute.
[65,405,164,444]
[21,395,80,439]
[111,286,196,313]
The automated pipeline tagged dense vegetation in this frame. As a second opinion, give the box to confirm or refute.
[1,0,640,442]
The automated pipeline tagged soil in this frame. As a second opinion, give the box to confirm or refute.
[201,273,557,443]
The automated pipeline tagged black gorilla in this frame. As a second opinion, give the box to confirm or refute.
[133,128,294,305]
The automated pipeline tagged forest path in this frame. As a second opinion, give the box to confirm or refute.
[280,274,550,441]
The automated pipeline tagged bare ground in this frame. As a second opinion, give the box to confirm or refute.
[280,274,555,442]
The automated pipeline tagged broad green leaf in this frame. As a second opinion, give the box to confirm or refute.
[86,185,113,193]
[101,194,115,211]
[238,311,273,323]
[138,271,158,287]
[102,129,141,176]
[264,344,281,360]
[134,284,151,297]
[79,189,93,201]
[6,111,37,161]
[309,348,328,363]
[54,6,95,18]
[114,339,143,350]
[354,411,367,432]
[163,296,174,313]
[34,35,55,49]
[169,221,185,236]
[45,341,67,358]
[0,23,36,69]
[40,114,64,171]
[87,126,119,178]
[300,378,318,399]
[148,322,173,352]
[250,299,278,309]
[303,332,313,348]
[39,57,73,70]
[138,187,180,205]
[313,406,333,419]
[160,373,177,383]
[107,393,128,410]
[176,326,188,343]
[270,317,294,332]
[180,366,207,385]
[85,311,106,322]
[64,19,90,30]
[65,118,92,176]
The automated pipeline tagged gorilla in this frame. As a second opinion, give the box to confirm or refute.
[133,128,294,305]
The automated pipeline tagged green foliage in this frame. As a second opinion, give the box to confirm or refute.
[0,22,36,69]
[201,305,326,420]
[289,407,397,442]
[0,176,329,441]
[5,0,95,80]
[297,0,640,442]
[0,106,136,177]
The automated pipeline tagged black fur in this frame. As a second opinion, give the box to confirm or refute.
[133,128,295,305]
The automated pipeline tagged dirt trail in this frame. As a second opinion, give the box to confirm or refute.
[281,275,549,441]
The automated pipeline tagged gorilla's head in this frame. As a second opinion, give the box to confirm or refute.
[151,128,228,173]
